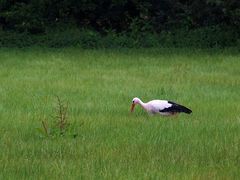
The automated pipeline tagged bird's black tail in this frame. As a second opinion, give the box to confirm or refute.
[178,105,192,114]
[167,101,192,114]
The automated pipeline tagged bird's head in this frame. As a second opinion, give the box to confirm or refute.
[130,97,140,112]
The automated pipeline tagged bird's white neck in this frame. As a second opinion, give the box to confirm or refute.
[137,99,147,110]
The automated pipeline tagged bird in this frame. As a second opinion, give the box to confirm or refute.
[130,97,192,116]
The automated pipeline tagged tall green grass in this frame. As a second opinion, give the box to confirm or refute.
[0,48,239,179]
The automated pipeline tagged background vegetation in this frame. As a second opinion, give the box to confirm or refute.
[0,0,239,48]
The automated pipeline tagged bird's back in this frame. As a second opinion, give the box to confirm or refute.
[146,100,172,112]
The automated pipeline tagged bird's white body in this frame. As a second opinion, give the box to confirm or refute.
[146,100,173,115]
[134,99,173,115]
[131,97,192,116]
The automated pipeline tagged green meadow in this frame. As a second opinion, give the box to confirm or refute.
[0,48,239,179]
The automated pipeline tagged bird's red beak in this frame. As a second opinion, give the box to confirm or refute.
[130,103,135,112]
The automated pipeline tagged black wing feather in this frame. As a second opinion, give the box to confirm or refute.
[159,101,192,114]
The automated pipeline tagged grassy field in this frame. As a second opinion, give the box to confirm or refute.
[0,47,239,179]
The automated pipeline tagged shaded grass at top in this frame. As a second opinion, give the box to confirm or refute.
[0,47,239,179]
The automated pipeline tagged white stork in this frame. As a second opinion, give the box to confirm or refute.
[130,97,192,116]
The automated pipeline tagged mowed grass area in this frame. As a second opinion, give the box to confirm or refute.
[0,47,239,179]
